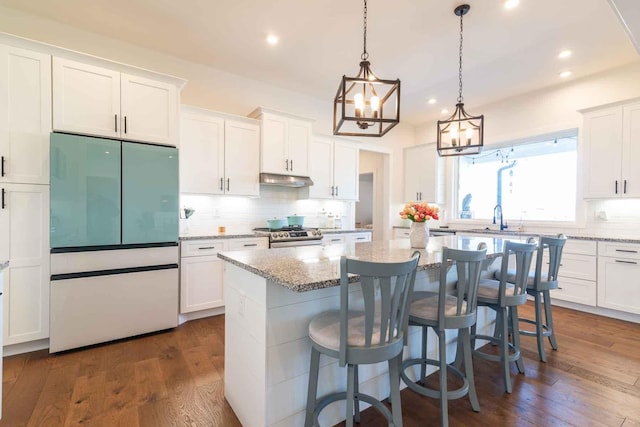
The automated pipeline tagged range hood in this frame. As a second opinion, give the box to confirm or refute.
[260,173,314,188]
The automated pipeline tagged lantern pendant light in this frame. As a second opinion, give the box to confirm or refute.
[437,4,484,157]
[333,0,400,137]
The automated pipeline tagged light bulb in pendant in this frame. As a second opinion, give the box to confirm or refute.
[370,96,380,119]
[354,93,364,118]
[465,128,473,145]
[450,127,458,146]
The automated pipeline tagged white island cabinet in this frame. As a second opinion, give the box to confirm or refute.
[218,236,511,427]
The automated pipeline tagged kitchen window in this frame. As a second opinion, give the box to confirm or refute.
[456,131,578,222]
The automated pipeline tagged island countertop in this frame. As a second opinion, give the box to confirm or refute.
[218,236,516,292]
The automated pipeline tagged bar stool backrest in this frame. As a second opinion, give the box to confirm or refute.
[533,236,567,289]
[338,251,421,366]
[442,247,487,328]
[498,241,537,306]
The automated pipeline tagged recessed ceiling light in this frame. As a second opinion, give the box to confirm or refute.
[559,70,572,78]
[441,109,449,115]
[428,98,437,105]
[266,34,279,46]
[504,0,520,9]
[558,49,572,59]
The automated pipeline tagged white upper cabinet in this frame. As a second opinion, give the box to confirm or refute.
[250,108,312,176]
[53,57,178,145]
[403,143,443,204]
[180,111,225,194]
[583,101,640,198]
[120,73,177,145]
[224,119,260,196]
[180,107,260,196]
[307,136,359,200]
[0,45,52,185]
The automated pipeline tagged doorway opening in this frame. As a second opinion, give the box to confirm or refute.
[357,150,389,241]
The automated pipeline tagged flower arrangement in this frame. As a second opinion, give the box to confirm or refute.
[399,201,439,222]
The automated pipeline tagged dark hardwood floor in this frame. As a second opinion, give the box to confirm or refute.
[2,302,639,426]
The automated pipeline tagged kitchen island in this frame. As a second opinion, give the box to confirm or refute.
[218,236,515,427]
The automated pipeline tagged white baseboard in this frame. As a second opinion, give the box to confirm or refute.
[3,338,49,357]
[552,299,640,324]
[178,306,225,324]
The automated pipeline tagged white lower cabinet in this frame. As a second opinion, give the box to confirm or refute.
[597,242,640,314]
[346,232,372,243]
[322,232,371,246]
[553,240,597,306]
[180,237,268,314]
[0,183,50,346]
[180,240,227,313]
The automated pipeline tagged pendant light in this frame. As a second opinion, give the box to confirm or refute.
[333,0,400,137]
[437,4,484,157]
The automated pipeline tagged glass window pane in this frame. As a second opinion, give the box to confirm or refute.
[457,135,577,222]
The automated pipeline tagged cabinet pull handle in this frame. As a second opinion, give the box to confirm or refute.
[285,159,289,171]
[1,155,5,177]
[615,249,638,253]
[331,238,341,242]
[615,180,618,194]
[198,246,216,250]
[115,114,118,132]
[290,159,293,171]
[331,186,334,196]
[335,186,339,197]
[356,237,366,240]
[419,192,422,200]
[226,178,230,191]
[615,259,637,265]
[1,188,5,209]
[124,116,128,134]
[624,179,628,194]
[243,243,258,247]
[220,177,224,191]
[416,192,419,200]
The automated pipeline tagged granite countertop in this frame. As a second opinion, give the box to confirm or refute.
[0,260,8,271]
[180,232,258,240]
[180,228,372,240]
[218,235,515,292]
[393,226,640,244]
[319,228,373,234]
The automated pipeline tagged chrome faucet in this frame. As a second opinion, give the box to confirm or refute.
[493,204,508,231]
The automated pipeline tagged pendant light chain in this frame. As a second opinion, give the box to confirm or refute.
[361,0,369,60]
[457,10,464,103]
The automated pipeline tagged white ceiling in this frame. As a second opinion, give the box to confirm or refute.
[1,0,638,124]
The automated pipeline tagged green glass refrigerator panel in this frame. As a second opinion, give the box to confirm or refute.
[122,142,178,244]
[50,133,121,248]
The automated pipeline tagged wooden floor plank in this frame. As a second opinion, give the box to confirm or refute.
[1,303,639,426]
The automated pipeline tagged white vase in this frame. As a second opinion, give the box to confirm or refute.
[409,221,429,249]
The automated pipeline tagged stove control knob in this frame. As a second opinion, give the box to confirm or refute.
[284,232,289,237]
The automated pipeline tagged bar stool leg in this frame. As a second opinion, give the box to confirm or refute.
[533,292,546,362]
[388,354,403,427]
[500,307,512,394]
[305,347,321,427]
[460,327,480,412]
[543,290,558,351]
[420,326,428,383]
[511,306,525,374]
[353,365,361,423]
[346,364,355,427]
[438,329,449,427]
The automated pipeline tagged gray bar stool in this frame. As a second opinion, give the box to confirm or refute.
[400,246,487,427]
[304,251,421,427]
[496,235,567,362]
[472,240,536,394]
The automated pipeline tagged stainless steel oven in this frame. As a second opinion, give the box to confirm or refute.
[254,227,323,248]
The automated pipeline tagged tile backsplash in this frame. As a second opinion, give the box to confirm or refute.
[180,186,355,235]
[585,199,640,237]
